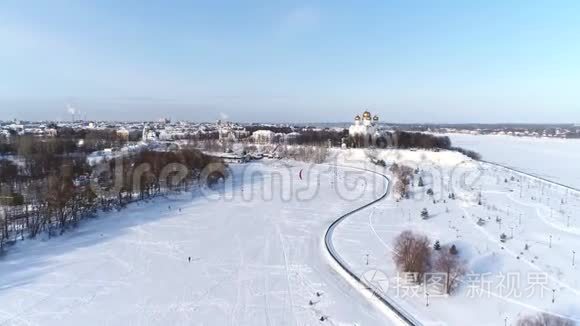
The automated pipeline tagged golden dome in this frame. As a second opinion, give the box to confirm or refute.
[362,111,371,118]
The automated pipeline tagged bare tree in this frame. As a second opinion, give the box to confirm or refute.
[517,313,575,326]
[391,164,414,199]
[434,247,467,294]
[394,180,409,199]
[393,230,431,283]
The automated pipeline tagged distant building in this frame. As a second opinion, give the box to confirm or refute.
[142,125,158,142]
[251,130,276,144]
[45,128,58,137]
[348,110,381,142]
[116,128,130,140]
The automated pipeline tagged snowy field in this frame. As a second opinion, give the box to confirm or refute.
[330,149,580,326]
[0,161,394,326]
[446,133,580,189]
[1,144,579,326]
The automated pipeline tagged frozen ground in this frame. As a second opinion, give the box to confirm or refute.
[0,161,394,326]
[330,149,580,326]
[446,133,580,189]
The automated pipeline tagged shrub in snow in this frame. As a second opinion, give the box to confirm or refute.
[421,208,429,219]
[426,188,434,196]
[500,233,508,243]
[477,218,486,226]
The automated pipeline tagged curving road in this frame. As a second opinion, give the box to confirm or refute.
[324,165,421,326]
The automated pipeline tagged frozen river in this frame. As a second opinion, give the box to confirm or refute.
[447,133,580,189]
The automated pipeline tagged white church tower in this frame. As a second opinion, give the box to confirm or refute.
[348,110,380,140]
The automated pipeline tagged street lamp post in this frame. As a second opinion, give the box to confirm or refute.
[552,289,556,303]
[425,292,430,307]
[549,235,553,248]
[573,250,576,267]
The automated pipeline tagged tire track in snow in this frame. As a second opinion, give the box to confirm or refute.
[276,224,297,326]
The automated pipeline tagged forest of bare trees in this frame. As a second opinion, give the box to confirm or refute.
[348,131,452,150]
[0,136,223,253]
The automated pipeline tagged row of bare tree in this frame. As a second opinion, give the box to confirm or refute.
[0,143,223,253]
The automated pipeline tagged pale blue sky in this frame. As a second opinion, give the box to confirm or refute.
[1,1,579,123]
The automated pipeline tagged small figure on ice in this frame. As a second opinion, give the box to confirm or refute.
[188,256,191,263]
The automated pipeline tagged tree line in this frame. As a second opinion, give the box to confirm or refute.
[0,129,139,156]
[0,140,224,253]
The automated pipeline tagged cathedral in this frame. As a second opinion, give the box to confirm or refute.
[348,111,381,140]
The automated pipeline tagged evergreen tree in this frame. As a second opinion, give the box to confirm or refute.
[434,240,441,251]
[449,244,459,255]
[500,233,508,243]
[421,208,429,219]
